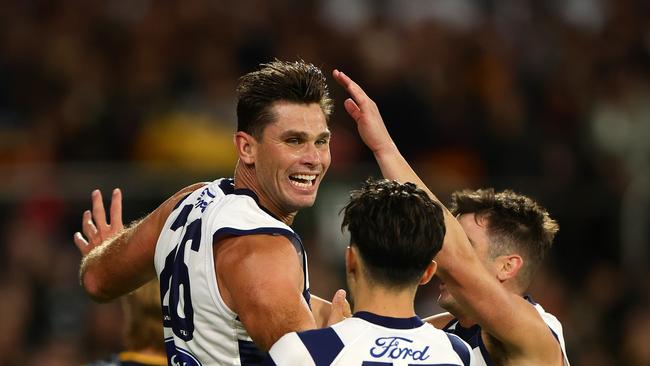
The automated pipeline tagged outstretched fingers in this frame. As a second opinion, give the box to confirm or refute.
[91,189,107,228]
[343,98,362,122]
[81,209,98,242]
[73,232,89,253]
[333,69,370,106]
[110,188,123,230]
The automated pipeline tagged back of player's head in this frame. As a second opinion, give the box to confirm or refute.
[236,59,333,139]
[450,188,559,288]
[341,178,446,288]
[121,279,164,353]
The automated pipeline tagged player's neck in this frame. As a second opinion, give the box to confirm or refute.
[352,284,418,319]
[234,162,296,225]
[456,315,478,328]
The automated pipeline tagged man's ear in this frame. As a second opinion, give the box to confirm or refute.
[419,260,437,285]
[495,254,524,282]
[234,131,257,165]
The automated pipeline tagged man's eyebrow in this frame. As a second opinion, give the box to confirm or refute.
[279,130,331,139]
[279,130,308,139]
[317,131,332,139]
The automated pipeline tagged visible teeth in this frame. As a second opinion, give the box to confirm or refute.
[291,174,316,181]
[291,180,311,188]
[290,174,316,187]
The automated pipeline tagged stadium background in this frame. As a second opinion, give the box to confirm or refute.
[0,1,648,364]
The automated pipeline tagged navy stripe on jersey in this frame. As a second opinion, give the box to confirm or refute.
[213,227,300,244]
[173,192,194,210]
[445,321,494,366]
[354,311,424,329]
[218,178,284,221]
[261,358,277,366]
[238,339,267,366]
[446,334,471,366]
[218,178,235,194]
[296,327,344,366]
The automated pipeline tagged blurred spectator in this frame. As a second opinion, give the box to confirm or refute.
[0,0,648,363]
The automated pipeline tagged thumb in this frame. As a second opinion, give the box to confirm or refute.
[327,289,352,326]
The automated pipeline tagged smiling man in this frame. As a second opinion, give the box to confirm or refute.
[74,60,346,365]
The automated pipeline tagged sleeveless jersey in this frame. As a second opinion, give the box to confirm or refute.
[443,296,570,366]
[266,311,477,366]
[153,178,310,366]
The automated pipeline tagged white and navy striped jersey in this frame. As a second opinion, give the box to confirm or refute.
[443,296,570,366]
[266,311,476,366]
[153,178,310,366]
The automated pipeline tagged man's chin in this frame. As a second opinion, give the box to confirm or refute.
[437,293,455,311]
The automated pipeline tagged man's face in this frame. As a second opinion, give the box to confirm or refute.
[438,213,498,314]
[254,101,331,215]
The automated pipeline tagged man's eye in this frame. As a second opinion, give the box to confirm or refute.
[316,139,329,146]
[286,138,301,145]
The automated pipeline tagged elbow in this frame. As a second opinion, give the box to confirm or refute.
[80,268,113,303]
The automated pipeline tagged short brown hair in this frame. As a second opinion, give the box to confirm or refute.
[450,188,559,288]
[236,59,333,139]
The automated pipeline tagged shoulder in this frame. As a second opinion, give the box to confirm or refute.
[268,327,345,366]
[217,233,298,266]
[200,184,296,239]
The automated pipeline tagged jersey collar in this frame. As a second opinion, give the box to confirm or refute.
[353,311,424,329]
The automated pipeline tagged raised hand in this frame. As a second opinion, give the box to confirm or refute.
[74,188,124,257]
[332,69,395,155]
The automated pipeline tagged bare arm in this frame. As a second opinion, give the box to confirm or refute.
[423,312,455,329]
[75,183,206,302]
[333,69,562,364]
[216,234,316,351]
[310,294,331,328]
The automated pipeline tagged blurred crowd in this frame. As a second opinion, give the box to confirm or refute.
[0,0,649,365]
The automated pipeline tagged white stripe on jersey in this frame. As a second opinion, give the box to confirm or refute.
[267,311,477,366]
[154,178,309,365]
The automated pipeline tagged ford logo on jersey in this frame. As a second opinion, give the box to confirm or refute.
[370,336,431,361]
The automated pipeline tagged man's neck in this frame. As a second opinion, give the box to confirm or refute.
[352,284,418,319]
[456,315,478,328]
[234,163,296,225]
[453,288,526,328]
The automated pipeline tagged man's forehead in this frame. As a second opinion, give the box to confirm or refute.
[458,213,490,245]
[266,106,329,132]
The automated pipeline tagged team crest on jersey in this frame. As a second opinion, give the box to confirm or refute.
[165,339,202,366]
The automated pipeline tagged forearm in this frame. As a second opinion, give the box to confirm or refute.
[373,139,503,321]
[372,142,436,199]
[372,142,472,268]
[80,219,157,302]
[244,301,316,352]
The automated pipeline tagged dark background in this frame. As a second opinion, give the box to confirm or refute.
[0,1,649,365]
